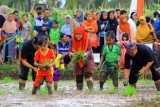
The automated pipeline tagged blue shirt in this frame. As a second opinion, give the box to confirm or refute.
[154,18,160,32]
[34,17,53,37]
[57,41,70,54]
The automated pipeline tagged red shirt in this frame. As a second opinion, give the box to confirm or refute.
[16,20,23,30]
[34,48,55,73]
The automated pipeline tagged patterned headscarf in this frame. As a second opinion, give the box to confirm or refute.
[124,42,136,52]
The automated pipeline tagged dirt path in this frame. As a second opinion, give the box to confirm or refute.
[0,80,159,107]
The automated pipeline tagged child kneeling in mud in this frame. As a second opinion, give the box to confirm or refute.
[98,31,121,90]
[32,36,55,94]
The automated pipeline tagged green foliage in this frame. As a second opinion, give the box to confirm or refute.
[2,77,12,83]
[61,63,74,80]
[0,64,19,79]
[122,85,136,96]
[71,50,87,63]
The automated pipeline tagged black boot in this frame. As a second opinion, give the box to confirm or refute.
[19,83,25,90]
[100,81,104,90]
[47,83,53,95]
[32,86,38,94]
[155,81,160,91]
[87,81,93,91]
[76,83,83,90]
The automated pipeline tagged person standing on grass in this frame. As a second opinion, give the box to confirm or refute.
[1,13,19,64]
[108,11,118,41]
[135,16,158,43]
[34,9,53,37]
[98,11,110,53]
[0,5,9,64]
[61,15,72,39]
[49,20,60,44]
[21,14,32,41]
[18,37,39,90]
[123,42,160,91]
[128,12,137,41]
[71,26,94,91]
[82,12,98,53]
[98,31,121,90]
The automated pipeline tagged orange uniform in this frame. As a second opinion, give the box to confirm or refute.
[33,48,55,87]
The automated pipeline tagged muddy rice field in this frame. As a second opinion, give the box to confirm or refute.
[0,80,160,107]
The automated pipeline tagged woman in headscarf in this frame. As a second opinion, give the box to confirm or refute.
[108,11,118,41]
[136,16,157,43]
[0,5,9,64]
[2,13,18,63]
[61,15,72,39]
[70,9,84,35]
[116,15,131,42]
[82,12,98,53]
[74,9,84,25]
[96,12,101,21]
[98,11,110,53]
[128,12,137,41]
[71,26,94,91]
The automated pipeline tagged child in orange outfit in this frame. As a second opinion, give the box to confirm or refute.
[32,36,55,95]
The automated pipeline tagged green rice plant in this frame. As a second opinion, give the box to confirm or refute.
[71,50,87,63]
[2,77,12,83]
[106,87,118,94]
[122,85,136,96]
[38,87,48,95]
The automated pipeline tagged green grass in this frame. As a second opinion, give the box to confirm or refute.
[0,64,19,71]
[2,77,12,83]
[122,85,136,96]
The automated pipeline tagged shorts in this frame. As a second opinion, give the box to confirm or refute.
[19,62,36,81]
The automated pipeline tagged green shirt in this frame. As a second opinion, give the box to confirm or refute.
[102,43,121,63]
[49,28,60,44]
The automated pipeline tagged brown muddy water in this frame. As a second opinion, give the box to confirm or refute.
[0,80,159,107]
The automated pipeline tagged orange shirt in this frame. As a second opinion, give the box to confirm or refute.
[34,48,55,74]
[82,21,98,48]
